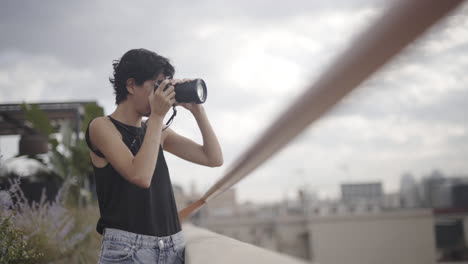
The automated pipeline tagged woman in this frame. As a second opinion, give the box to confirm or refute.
[85,48,223,263]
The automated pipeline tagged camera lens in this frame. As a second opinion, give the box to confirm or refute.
[154,78,207,104]
[197,84,204,99]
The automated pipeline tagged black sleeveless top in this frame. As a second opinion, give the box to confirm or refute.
[84,115,181,237]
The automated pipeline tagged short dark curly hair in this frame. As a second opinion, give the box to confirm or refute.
[109,48,175,104]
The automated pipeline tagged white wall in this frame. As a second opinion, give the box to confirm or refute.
[309,209,436,264]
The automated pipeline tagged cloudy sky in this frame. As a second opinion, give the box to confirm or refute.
[1,0,467,204]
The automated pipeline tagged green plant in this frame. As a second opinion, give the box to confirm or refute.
[0,211,44,264]
[21,102,104,208]
[1,177,93,263]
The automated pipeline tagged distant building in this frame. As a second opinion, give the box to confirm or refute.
[340,182,383,205]
[420,170,468,209]
[421,171,450,208]
[382,192,401,208]
[205,188,237,217]
[400,172,422,208]
[453,184,468,208]
[173,184,188,210]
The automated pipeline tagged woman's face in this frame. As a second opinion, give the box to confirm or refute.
[134,73,167,117]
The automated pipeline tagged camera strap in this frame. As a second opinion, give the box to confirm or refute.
[162,106,177,131]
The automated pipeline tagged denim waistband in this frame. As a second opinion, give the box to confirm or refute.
[103,228,185,250]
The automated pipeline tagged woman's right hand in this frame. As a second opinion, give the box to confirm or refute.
[148,79,176,118]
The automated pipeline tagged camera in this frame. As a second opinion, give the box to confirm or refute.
[155,78,207,104]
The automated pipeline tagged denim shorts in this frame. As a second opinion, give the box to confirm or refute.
[98,227,185,264]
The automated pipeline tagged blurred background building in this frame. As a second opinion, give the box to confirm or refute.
[172,170,468,263]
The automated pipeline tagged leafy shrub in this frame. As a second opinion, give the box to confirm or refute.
[0,177,92,263]
[0,211,44,264]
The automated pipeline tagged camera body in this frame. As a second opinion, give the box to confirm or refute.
[155,78,207,104]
